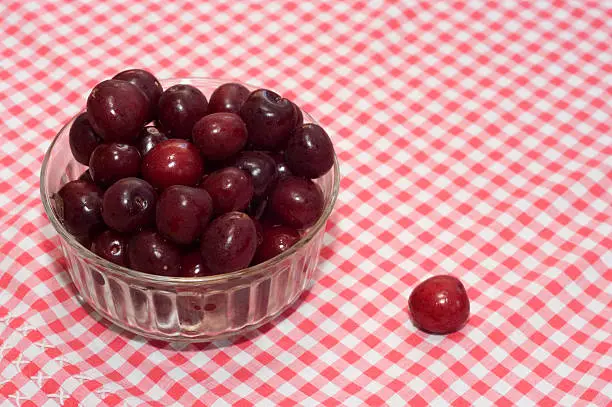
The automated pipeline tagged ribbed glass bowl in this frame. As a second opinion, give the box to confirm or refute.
[40,77,340,342]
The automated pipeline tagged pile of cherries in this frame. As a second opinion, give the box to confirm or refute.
[56,69,335,278]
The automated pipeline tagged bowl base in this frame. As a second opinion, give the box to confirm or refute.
[87,283,311,343]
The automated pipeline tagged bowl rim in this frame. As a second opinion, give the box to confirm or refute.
[40,76,340,285]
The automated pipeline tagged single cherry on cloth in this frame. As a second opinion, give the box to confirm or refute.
[141,139,204,190]
[239,89,297,150]
[253,225,300,265]
[156,185,213,245]
[128,230,181,277]
[285,123,335,179]
[86,79,149,143]
[268,176,324,229]
[113,69,163,123]
[56,180,104,237]
[208,83,250,114]
[102,177,156,233]
[233,151,277,198]
[192,113,248,160]
[90,229,129,266]
[408,275,470,335]
[200,212,257,275]
[180,250,217,277]
[69,112,101,165]
[89,143,141,188]
[136,126,167,157]
[200,167,254,214]
[157,84,208,139]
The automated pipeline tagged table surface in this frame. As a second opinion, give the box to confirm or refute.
[1,1,611,405]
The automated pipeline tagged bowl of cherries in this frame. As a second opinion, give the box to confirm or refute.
[40,70,340,341]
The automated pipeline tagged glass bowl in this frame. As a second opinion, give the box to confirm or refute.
[40,77,340,342]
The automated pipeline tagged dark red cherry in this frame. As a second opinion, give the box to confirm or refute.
[233,151,277,197]
[157,84,208,139]
[192,113,248,160]
[90,229,129,266]
[200,212,257,274]
[86,79,148,143]
[285,124,334,179]
[102,177,156,233]
[89,143,141,187]
[269,152,292,178]
[141,139,204,189]
[239,89,297,150]
[156,185,213,245]
[208,83,250,114]
[268,176,324,229]
[200,167,253,214]
[136,126,167,156]
[69,112,102,165]
[253,225,300,264]
[56,180,104,237]
[180,250,217,277]
[113,69,163,123]
[128,230,181,277]
[409,275,470,334]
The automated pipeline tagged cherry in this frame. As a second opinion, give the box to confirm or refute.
[200,212,257,275]
[233,151,277,197]
[56,180,104,237]
[269,152,292,178]
[180,250,217,277]
[101,177,156,233]
[239,89,297,150]
[113,69,163,123]
[141,139,204,189]
[157,84,208,139]
[408,275,470,334]
[200,167,253,214]
[208,82,250,114]
[285,123,334,179]
[89,143,141,187]
[128,230,181,276]
[192,113,248,160]
[86,79,148,143]
[156,185,213,245]
[253,225,300,264]
[90,229,129,266]
[69,112,101,165]
[268,176,324,229]
[136,126,167,156]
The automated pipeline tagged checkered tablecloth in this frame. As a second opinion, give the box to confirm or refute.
[1,0,611,405]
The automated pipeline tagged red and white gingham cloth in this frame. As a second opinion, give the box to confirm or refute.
[1,1,611,405]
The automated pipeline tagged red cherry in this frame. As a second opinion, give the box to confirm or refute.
[408,275,470,334]
[141,139,204,189]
